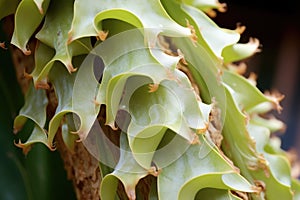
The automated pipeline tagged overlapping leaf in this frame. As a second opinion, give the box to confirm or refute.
[13,82,50,152]
[4,0,300,199]
[122,76,211,168]
[32,0,92,87]
[158,134,257,200]
[69,0,191,43]
[161,0,260,63]
[221,86,294,199]
[100,132,149,200]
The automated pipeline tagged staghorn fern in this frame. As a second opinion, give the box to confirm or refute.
[1,0,300,199]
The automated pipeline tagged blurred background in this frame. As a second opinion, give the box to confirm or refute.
[216,0,300,152]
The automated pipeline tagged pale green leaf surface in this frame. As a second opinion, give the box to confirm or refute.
[33,0,91,84]
[31,42,55,88]
[182,4,240,59]
[72,54,101,140]
[14,83,47,133]
[158,135,255,200]
[33,0,46,14]
[117,73,211,168]
[250,114,285,133]
[11,0,50,55]
[163,1,259,63]
[47,61,77,146]
[161,0,241,61]
[69,0,191,43]
[222,70,272,111]
[61,121,78,152]
[183,0,221,7]
[171,36,227,128]
[222,88,293,199]
[292,179,300,200]
[248,122,292,187]
[100,133,149,200]
[13,82,50,149]
[222,39,260,63]
[95,29,181,129]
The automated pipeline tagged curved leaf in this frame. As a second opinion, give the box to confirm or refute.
[222,87,294,199]
[123,76,211,168]
[100,132,149,200]
[222,70,273,111]
[11,0,50,55]
[158,135,257,200]
[69,0,191,43]
[13,82,50,152]
[33,0,92,86]
[222,38,260,63]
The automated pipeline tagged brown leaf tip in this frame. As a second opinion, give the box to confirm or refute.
[97,30,109,41]
[186,19,198,44]
[217,2,227,13]
[264,90,285,112]
[0,41,7,50]
[23,69,33,80]
[235,23,246,34]
[148,83,159,93]
[67,31,73,44]
[14,139,32,155]
[23,46,32,55]
[177,49,188,65]
[67,62,77,73]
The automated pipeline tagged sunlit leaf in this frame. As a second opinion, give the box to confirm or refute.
[158,135,256,200]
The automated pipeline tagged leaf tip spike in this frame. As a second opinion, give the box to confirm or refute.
[67,31,73,44]
[217,2,227,13]
[35,80,50,90]
[190,134,201,145]
[14,139,32,155]
[0,41,7,50]
[148,166,161,177]
[126,187,136,200]
[23,45,32,55]
[235,23,246,34]
[186,19,198,45]
[92,98,101,106]
[265,91,285,113]
[23,69,33,80]
[97,30,109,41]
[67,62,77,73]
[148,83,159,93]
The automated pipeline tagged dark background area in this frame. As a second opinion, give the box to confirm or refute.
[216,0,300,152]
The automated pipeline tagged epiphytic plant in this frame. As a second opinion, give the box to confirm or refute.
[1,0,300,199]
